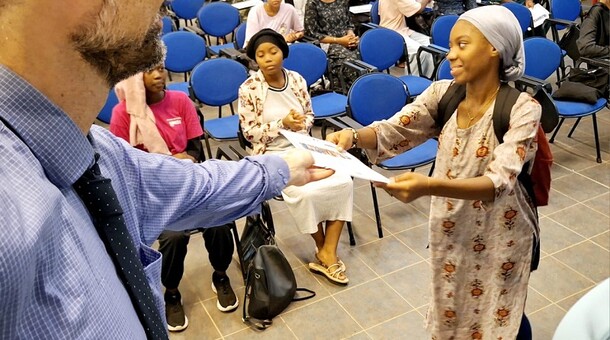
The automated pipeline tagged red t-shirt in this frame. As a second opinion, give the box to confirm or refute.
[109,90,203,155]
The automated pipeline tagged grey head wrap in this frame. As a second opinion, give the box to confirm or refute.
[458,5,525,81]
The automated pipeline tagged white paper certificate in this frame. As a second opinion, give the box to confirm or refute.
[280,130,390,183]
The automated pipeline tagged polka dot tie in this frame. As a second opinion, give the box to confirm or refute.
[74,154,168,340]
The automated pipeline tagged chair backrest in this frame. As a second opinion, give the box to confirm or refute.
[551,0,581,30]
[523,37,562,80]
[97,89,119,124]
[161,16,176,35]
[190,58,248,107]
[161,31,207,73]
[235,22,247,50]
[171,0,205,21]
[370,1,380,25]
[436,58,453,81]
[430,14,458,49]
[283,43,328,87]
[502,2,533,34]
[359,28,405,72]
[348,73,408,126]
[197,2,241,38]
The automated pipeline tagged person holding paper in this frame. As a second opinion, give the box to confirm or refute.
[238,29,353,285]
[328,6,540,338]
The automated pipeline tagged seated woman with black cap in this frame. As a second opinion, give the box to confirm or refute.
[238,29,353,285]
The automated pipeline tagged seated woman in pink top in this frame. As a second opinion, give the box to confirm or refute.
[109,65,239,332]
[245,0,305,47]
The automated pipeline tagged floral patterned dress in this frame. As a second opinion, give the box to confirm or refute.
[304,0,359,92]
[367,80,541,339]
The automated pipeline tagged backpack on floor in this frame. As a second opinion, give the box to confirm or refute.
[437,82,556,207]
[241,214,315,330]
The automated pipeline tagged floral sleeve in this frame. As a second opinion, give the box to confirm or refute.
[484,93,541,200]
[365,81,451,163]
[292,72,315,131]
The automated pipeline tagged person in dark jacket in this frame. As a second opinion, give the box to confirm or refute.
[577,0,610,59]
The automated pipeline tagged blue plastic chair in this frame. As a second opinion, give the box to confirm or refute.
[197,2,240,55]
[347,73,437,237]
[502,2,533,35]
[550,0,581,30]
[358,28,433,97]
[370,0,380,25]
[523,37,607,163]
[161,31,207,83]
[235,22,247,50]
[190,58,249,158]
[523,37,562,80]
[283,43,348,120]
[170,0,205,25]
[97,89,119,124]
[435,58,453,81]
[161,16,176,36]
[430,14,458,50]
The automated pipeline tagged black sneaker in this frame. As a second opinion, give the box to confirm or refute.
[165,290,188,332]
[211,272,239,312]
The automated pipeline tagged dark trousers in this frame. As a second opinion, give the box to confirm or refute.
[158,224,234,289]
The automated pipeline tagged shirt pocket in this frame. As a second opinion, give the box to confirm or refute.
[139,243,165,314]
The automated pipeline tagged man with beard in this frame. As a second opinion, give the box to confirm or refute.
[0,1,332,339]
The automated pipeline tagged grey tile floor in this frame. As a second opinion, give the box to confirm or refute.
[160,72,609,340]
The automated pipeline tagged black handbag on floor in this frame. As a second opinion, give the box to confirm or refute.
[240,212,315,329]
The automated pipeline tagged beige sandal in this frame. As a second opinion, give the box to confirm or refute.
[308,262,349,285]
[314,251,346,272]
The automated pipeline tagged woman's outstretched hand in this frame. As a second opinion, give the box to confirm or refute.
[375,172,431,203]
[326,129,353,151]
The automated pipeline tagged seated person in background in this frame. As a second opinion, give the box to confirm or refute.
[434,0,477,15]
[304,0,359,92]
[109,65,239,332]
[379,0,434,77]
[245,0,305,47]
[239,29,353,285]
[577,0,610,59]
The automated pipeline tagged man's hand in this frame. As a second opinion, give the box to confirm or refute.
[282,109,306,131]
[326,129,354,151]
[374,172,430,203]
[279,149,335,186]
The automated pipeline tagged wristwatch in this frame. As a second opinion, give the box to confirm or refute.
[348,128,359,149]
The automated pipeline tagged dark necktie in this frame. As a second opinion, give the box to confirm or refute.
[73,154,168,340]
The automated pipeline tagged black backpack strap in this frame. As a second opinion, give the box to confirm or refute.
[293,288,316,301]
[492,83,521,143]
[436,82,466,130]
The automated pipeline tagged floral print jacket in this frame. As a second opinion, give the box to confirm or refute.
[238,69,314,155]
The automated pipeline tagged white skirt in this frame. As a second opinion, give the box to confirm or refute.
[281,171,353,234]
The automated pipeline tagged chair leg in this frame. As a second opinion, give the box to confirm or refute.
[592,113,602,163]
[218,106,222,119]
[370,183,384,239]
[346,221,356,246]
[567,117,582,138]
[549,118,565,143]
[230,103,235,116]
[427,161,436,176]
[204,133,213,159]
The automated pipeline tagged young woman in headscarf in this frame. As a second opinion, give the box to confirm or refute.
[328,6,540,338]
[239,29,353,285]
